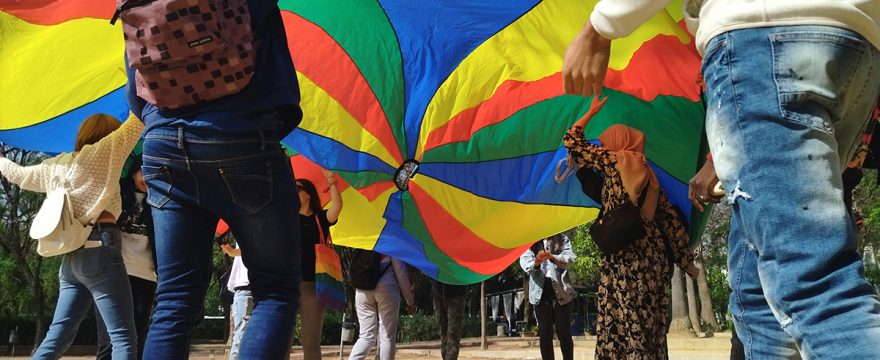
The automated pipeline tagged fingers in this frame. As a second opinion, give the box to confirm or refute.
[688,181,704,212]
[571,74,585,98]
[563,71,576,95]
[581,78,594,98]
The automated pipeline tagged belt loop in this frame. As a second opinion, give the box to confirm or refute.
[258,128,267,151]
[177,126,185,150]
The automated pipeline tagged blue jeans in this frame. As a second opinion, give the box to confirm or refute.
[33,224,136,360]
[141,113,301,360]
[703,26,880,359]
[229,290,253,360]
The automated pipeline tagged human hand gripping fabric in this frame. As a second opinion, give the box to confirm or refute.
[221,244,241,257]
[688,160,722,212]
[562,20,612,99]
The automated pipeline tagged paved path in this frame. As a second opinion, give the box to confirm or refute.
[0,333,733,360]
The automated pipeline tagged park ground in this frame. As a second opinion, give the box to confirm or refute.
[1,332,733,359]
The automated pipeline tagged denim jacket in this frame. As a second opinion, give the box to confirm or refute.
[519,235,576,306]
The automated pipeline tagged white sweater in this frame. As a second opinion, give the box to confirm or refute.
[0,114,144,224]
[590,0,880,55]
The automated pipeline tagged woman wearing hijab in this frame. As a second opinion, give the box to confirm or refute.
[562,96,698,359]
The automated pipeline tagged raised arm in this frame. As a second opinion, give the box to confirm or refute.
[519,245,540,273]
[563,0,672,98]
[0,153,49,192]
[79,113,144,175]
[322,168,343,224]
[562,95,615,171]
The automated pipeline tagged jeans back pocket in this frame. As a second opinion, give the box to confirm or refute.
[771,31,870,132]
[143,165,173,209]
[220,161,274,214]
[69,247,108,278]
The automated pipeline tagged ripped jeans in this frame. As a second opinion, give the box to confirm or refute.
[703,26,880,359]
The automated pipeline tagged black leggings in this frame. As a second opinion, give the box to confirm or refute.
[534,279,573,360]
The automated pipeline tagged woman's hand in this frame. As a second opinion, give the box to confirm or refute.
[534,250,548,268]
[321,167,336,185]
[221,244,241,257]
[573,95,609,128]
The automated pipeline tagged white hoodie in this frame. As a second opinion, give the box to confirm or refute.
[590,0,880,55]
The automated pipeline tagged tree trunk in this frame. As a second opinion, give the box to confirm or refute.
[685,270,701,334]
[32,263,46,347]
[480,282,487,350]
[695,259,721,332]
[669,267,691,333]
[522,276,532,327]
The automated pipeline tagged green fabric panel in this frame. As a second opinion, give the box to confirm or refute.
[280,0,407,157]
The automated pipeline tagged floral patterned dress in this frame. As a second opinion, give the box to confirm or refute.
[563,126,694,359]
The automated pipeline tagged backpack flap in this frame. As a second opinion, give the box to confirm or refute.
[29,188,66,239]
[34,191,94,257]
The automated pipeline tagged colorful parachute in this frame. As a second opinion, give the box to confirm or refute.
[0,0,707,284]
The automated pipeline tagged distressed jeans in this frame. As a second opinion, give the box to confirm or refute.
[142,110,301,360]
[703,26,880,359]
[228,290,253,360]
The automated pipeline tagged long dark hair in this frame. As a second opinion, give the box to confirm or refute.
[297,178,323,214]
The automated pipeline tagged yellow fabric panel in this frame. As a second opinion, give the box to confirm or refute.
[412,174,598,249]
[296,73,399,168]
[328,185,395,250]
[0,13,125,130]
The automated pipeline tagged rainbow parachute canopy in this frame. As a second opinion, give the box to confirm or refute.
[0,0,707,285]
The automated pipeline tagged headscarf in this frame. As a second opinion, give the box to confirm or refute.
[598,124,660,219]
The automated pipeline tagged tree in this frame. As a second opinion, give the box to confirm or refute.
[669,266,691,333]
[0,145,53,344]
[695,252,721,331]
[685,269,700,334]
[568,224,601,286]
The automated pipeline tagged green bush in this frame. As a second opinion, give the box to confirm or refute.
[397,312,440,342]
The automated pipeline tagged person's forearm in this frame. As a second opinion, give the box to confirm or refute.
[590,0,674,40]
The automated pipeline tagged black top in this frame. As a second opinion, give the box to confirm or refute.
[118,179,157,267]
[299,210,335,282]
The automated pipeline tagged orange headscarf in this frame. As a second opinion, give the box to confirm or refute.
[598,124,660,219]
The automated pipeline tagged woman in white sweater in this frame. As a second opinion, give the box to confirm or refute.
[0,113,144,360]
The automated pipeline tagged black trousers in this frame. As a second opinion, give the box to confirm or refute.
[534,279,573,360]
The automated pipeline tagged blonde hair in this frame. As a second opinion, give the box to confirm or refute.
[74,114,121,151]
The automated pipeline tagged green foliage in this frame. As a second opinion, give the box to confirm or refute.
[397,312,440,342]
[395,312,484,343]
[705,265,729,324]
[866,266,880,288]
[853,174,880,252]
[569,224,601,286]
